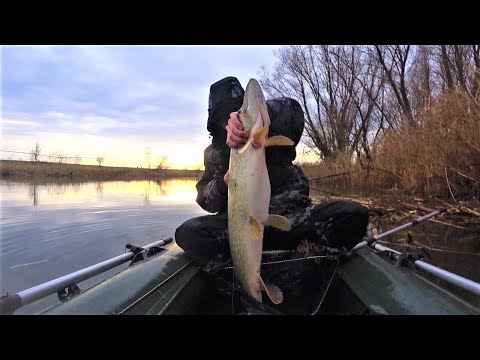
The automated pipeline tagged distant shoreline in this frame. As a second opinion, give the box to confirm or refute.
[0,160,204,182]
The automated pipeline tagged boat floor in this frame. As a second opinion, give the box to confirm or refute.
[161,259,373,316]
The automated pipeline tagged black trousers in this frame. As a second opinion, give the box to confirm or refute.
[175,200,369,268]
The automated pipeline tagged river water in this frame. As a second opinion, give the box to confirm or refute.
[1,179,479,314]
[1,178,208,314]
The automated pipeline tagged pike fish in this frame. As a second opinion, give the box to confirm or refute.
[227,78,294,304]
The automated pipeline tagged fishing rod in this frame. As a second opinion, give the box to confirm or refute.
[0,237,173,315]
[262,208,480,298]
[368,242,480,297]
[351,208,448,251]
[349,208,480,297]
[261,209,448,259]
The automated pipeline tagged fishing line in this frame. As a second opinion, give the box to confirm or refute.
[222,254,329,270]
[310,259,339,315]
[231,267,235,315]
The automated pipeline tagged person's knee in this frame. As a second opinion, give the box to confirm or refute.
[340,201,369,233]
[175,218,199,249]
[311,200,368,220]
[353,201,369,216]
[309,200,369,250]
[351,202,369,225]
[174,215,229,268]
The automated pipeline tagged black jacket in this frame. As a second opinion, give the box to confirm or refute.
[196,76,311,220]
[195,143,312,220]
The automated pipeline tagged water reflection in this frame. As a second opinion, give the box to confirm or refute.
[144,181,151,205]
[96,181,104,198]
[373,216,480,308]
[28,184,39,206]
[1,177,208,314]
[2,178,202,208]
[4,178,479,312]
[144,181,169,205]
[154,180,167,197]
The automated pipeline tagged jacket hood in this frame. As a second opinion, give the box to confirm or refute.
[206,77,305,163]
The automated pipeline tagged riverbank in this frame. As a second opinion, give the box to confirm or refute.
[299,90,480,204]
[308,190,480,309]
[3,159,479,216]
[0,160,204,181]
[309,190,480,224]
[303,158,480,231]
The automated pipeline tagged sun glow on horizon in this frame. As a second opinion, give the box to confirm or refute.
[1,133,321,170]
[1,132,211,170]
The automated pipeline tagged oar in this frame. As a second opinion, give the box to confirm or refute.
[351,208,447,251]
[369,242,480,297]
[348,209,480,297]
[259,209,480,300]
[261,209,448,260]
[0,237,173,315]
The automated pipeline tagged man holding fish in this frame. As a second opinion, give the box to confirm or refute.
[176,76,369,305]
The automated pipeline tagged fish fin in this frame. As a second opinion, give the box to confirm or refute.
[252,127,268,147]
[259,276,284,305]
[265,136,294,147]
[238,136,254,154]
[264,214,292,231]
[249,216,263,241]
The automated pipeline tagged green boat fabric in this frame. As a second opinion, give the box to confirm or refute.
[338,248,480,315]
[39,243,197,315]
[38,243,480,315]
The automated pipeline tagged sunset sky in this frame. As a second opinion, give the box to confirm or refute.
[2,45,317,169]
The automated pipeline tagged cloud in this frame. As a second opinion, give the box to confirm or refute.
[2,118,42,129]
[2,45,281,168]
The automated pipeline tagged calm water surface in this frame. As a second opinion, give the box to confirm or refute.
[1,178,208,314]
[2,179,479,314]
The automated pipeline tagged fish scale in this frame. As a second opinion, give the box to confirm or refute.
[227,78,294,304]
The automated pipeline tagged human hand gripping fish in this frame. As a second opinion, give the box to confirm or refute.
[227,78,294,305]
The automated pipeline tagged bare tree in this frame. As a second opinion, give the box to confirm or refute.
[56,152,67,164]
[30,141,41,162]
[409,46,434,114]
[471,45,480,98]
[333,46,388,166]
[49,152,67,163]
[374,45,415,126]
[260,45,377,161]
[145,146,152,169]
[156,155,169,170]
[433,45,479,96]
[438,45,455,90]
[96,156,104,166]
[260,44,479,165]
[73,154,82,165]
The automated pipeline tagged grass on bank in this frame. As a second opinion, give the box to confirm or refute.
[0,160,204,181]
[299,90,480,201]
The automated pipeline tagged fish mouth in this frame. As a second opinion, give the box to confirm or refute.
[239,78,269,130]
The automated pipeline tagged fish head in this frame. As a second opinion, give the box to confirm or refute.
[237,78,270,133]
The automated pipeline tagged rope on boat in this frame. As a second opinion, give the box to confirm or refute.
[118,261,192,315]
